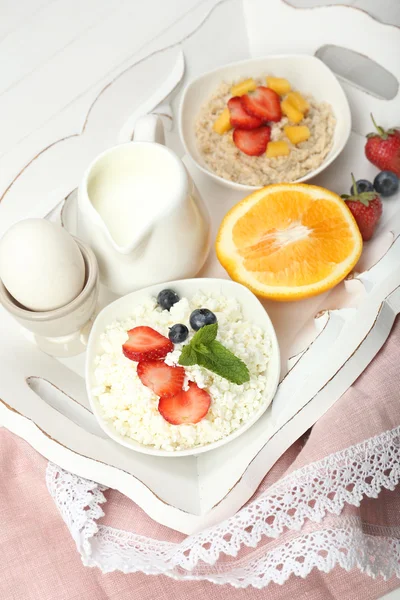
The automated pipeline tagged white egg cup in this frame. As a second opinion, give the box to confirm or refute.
[0,238,99,357]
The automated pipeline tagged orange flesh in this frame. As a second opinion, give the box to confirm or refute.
[217,185,363,300]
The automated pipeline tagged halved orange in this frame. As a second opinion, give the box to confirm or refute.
[216,183,363,301]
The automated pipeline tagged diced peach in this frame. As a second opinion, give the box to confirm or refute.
[281,98,304,124]
[286,91,310,114]
[266,140,290,158]
[284,125,311,145]
[213,108,232,135]
[231,78,257,96]
[266,76,291,96]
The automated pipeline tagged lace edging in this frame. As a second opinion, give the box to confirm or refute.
[45,464,107,557]
[165,518,400,588]
[46,425,400,583]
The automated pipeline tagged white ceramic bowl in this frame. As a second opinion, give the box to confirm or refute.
[179,54,352,192]
[86,278,280,457]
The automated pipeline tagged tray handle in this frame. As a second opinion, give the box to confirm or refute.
[26,376,108,439]
[314,43,399,135]
[245,0,400,133]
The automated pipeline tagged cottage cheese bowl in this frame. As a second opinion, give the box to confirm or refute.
[179,55,351,192]
[86,279,280,457]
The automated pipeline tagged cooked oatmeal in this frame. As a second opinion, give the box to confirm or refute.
[195,79,336,186]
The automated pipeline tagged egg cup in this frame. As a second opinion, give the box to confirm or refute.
[0,238,99,357]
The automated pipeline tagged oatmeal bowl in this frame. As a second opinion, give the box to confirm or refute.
[86,278,280,457]
[179,54,351,191]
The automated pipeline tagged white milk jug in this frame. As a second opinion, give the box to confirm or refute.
[77,115,210,296]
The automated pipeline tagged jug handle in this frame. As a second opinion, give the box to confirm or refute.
[133,114,165,145]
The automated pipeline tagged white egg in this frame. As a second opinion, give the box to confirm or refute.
[0,219,85,312]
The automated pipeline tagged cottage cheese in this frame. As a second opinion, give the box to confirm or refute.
[92,292,272,451]
[195,79,336,186]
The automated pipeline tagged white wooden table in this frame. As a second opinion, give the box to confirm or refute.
[1,0,399,595]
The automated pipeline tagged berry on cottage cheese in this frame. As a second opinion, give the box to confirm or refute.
[137,360,185,399]
[122,326,172,362]
[168,323,189,344]
[92,291,272,451]
[189,308,217,331]
[158,381,211,425]
[157,288,180,311]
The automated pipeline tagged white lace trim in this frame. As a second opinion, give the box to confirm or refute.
[46,426,400,585]
[46,465,107,558]
[85,517,400,587]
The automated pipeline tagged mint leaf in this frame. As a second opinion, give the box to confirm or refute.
[208,340,250,384]
[197,343,211,355]
[179,343,198,366]
[192,341,250,385]
[178,323,250,385]
[191,323,218,347]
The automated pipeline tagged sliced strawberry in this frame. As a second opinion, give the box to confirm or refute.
[122,326,173,362]
[227,96,263,130]
[241,86,282,122]
[158,382,211,425]
[233,126,271,156]
[137,361,185,398]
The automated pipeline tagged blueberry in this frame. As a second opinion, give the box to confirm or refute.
[157,289,179,311]
[373,170,399,197]
[168,324,189,344]
[350,179,374,195]
[189,308,217,331]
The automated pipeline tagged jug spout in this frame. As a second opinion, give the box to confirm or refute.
[81,139,190,250]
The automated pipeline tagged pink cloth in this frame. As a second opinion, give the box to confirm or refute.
[2,319,400,598]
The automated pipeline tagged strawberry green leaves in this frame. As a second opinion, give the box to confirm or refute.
[341,173,379,206]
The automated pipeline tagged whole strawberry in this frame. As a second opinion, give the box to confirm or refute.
[342,175,382,241]
[365,114,400,177]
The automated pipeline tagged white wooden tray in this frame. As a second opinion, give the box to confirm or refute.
[0,0,400,534]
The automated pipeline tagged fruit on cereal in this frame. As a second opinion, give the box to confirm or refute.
[286,91,310,115]
[233,126,271,156]
[284,125,310,145]
[196,76,335,186]
[137,360,185,398]
[216,183,362,300]
[157,289,180,311]
[231,78,257,96]
[189,308,217,331]
[281,98,303,124]
[158,381,211,425]
[241,87,282,122]
[365,114,400,177]
[122,326,173,362]
[168,323,189,344]
[266,76,291,96]
[266,140,290,158]
[373,170,399,197]
[213,107,232,135]
[341,176,382,241]
[227,97,263,130]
